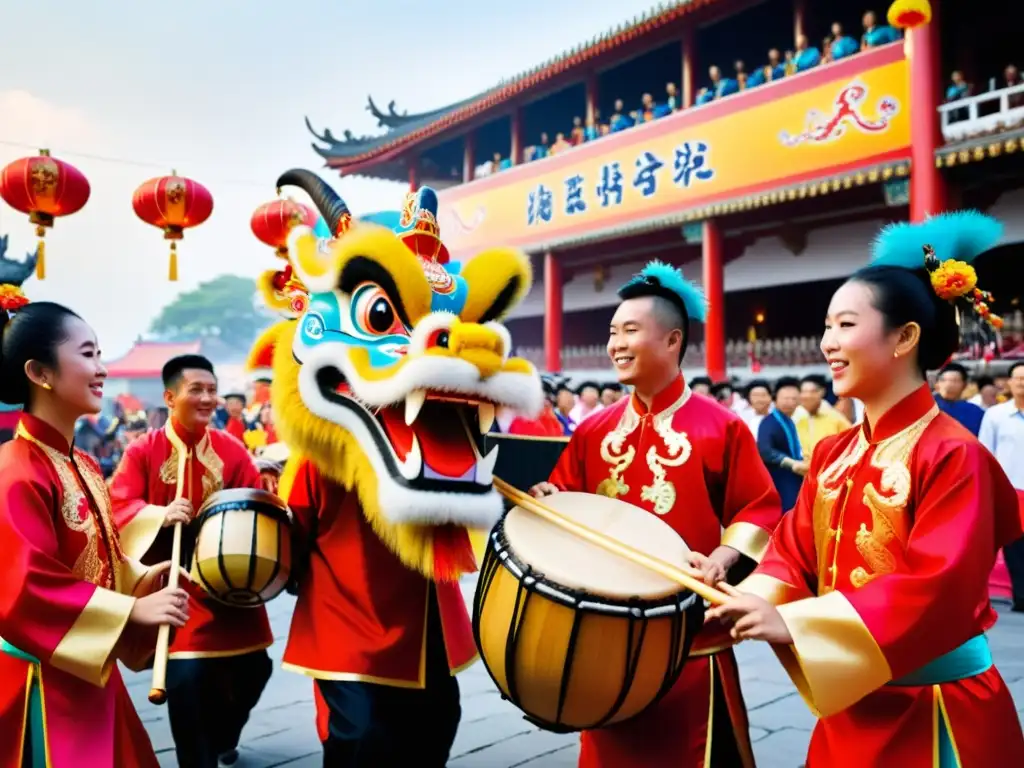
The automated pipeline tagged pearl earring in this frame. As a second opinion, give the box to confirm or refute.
[893,351,899,359]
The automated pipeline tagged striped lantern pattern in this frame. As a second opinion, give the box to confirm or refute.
[0,149,91,279]
[132,173,214,281]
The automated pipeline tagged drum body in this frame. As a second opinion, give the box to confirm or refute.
[192,488,293,607]
[473,492,705,732]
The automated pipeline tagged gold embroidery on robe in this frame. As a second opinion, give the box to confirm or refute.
[599,387,693,515]
[16,426,118,590]
[850,407,937,588]
[813,433,868,585]
[159,431,226,507]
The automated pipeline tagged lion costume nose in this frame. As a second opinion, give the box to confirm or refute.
[448,322,505,379]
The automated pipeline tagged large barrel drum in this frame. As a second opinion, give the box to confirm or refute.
[191,488,293,607]
[473,491,705,733]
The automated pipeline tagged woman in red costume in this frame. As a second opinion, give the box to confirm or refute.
[708,211,1024,767]
[0,287,190,768]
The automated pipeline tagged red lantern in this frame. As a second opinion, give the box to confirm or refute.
[0,149,90,279]
[132,171,213,281]
[250,198,317,258]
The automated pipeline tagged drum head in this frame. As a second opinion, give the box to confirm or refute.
[503,492,690,600]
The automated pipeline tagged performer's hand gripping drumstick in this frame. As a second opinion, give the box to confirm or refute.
[496,478,730,606]
[149,449,189,705]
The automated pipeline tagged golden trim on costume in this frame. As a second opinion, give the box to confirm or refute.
[774,590,892,718]
[597,385,693,515]
[736,573,810,606]
[280,661,429,689]
[168,640,273,661]
[721,522,772,563]
[812,406,938,592]
[49,588,135,687]
[17,424,123,592]
[161,421,225,504]
[117,504,166,561]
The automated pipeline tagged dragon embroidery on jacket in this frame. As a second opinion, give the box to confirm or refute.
[246,170,543,581]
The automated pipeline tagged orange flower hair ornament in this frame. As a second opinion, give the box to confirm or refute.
[872,211,1005,333]
[0,283,29,314]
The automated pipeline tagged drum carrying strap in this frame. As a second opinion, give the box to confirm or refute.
[1,639,47,768]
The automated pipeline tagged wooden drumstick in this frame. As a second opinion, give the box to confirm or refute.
[493,478,731,606]
[148,448,188,705]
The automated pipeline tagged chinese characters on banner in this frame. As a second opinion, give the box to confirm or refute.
[526,141,715,227]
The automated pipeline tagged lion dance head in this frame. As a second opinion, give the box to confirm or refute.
[247,170,543,582]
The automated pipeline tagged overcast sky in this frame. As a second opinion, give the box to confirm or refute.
[0,0,660,357]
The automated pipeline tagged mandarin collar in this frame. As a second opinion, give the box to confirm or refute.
[630,373,686,416]
[168,417,206,448]
[861,384,938,444]
[19,412,74,457]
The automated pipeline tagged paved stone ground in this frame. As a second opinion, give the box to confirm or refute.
[129,579,1024,767]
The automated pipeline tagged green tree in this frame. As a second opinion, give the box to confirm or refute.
[150,274,268,357]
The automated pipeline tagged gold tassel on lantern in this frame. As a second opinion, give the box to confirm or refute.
[168,242,178,282]
[35,228,46,280]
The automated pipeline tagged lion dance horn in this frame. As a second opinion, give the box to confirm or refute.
[275,169,351,236]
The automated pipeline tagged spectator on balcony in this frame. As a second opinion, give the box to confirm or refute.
[828,22,859,61]
[665,82,679,112]
[707,65,739,101]
[639,92,656,122]
[933,362,985,435]
[549,132,572,156]
[1003,65,1024,108]
[946,70,971,102]
[742,379,773,436]
[737,72,749,91]
[570,116,585,146]
[569,381,604,425]
[793,35,820,73]
[599,123,611,137]
[734,59,746,82]
[532,132,550,160]
[689,376,712,396]
[609,99,633,132]
[757,377,807,511]
[861,10,900,50]
[794,374,851,457]
[584,114,599,141]
[750,48,785,88]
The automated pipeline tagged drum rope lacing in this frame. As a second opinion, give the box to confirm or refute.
[473,525,702,734]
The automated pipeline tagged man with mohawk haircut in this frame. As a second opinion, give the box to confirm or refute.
[532,260,783,767]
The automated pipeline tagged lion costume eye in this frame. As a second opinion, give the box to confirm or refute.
[351,283,407,338]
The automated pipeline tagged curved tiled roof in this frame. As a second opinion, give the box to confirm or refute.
[106,340,203,378]
[308,0,719,171]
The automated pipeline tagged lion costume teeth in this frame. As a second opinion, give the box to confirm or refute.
[247,170,543,581]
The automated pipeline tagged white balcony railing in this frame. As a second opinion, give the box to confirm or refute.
[939,82,1024,143]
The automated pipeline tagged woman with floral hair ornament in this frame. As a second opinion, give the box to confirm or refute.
[0,286,190,767]
[708,211,1024,767]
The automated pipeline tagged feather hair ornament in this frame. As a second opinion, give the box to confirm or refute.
[617,260,708,323]
[870,210,1005,330]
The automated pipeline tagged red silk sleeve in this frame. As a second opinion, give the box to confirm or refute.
[108,438,165,560]
[548,427,588,492]
[719,417,784,561]
[0,451,135,685]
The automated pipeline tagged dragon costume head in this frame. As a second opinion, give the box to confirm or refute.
[247,170,544,581]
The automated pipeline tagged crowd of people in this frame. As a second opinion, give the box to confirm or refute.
[480,9,903,176]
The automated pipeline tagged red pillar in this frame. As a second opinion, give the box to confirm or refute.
[681,28,695,108]
[463,132,475,184]
[793,0,806,42]
[408,159,418,192]
[511,108,523,166]
[702,219,726,381]
[908,11,947,221]
[544,252,563,373]
[585,71,599,125]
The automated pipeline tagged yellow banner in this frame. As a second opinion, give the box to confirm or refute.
[438,47,909,256]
